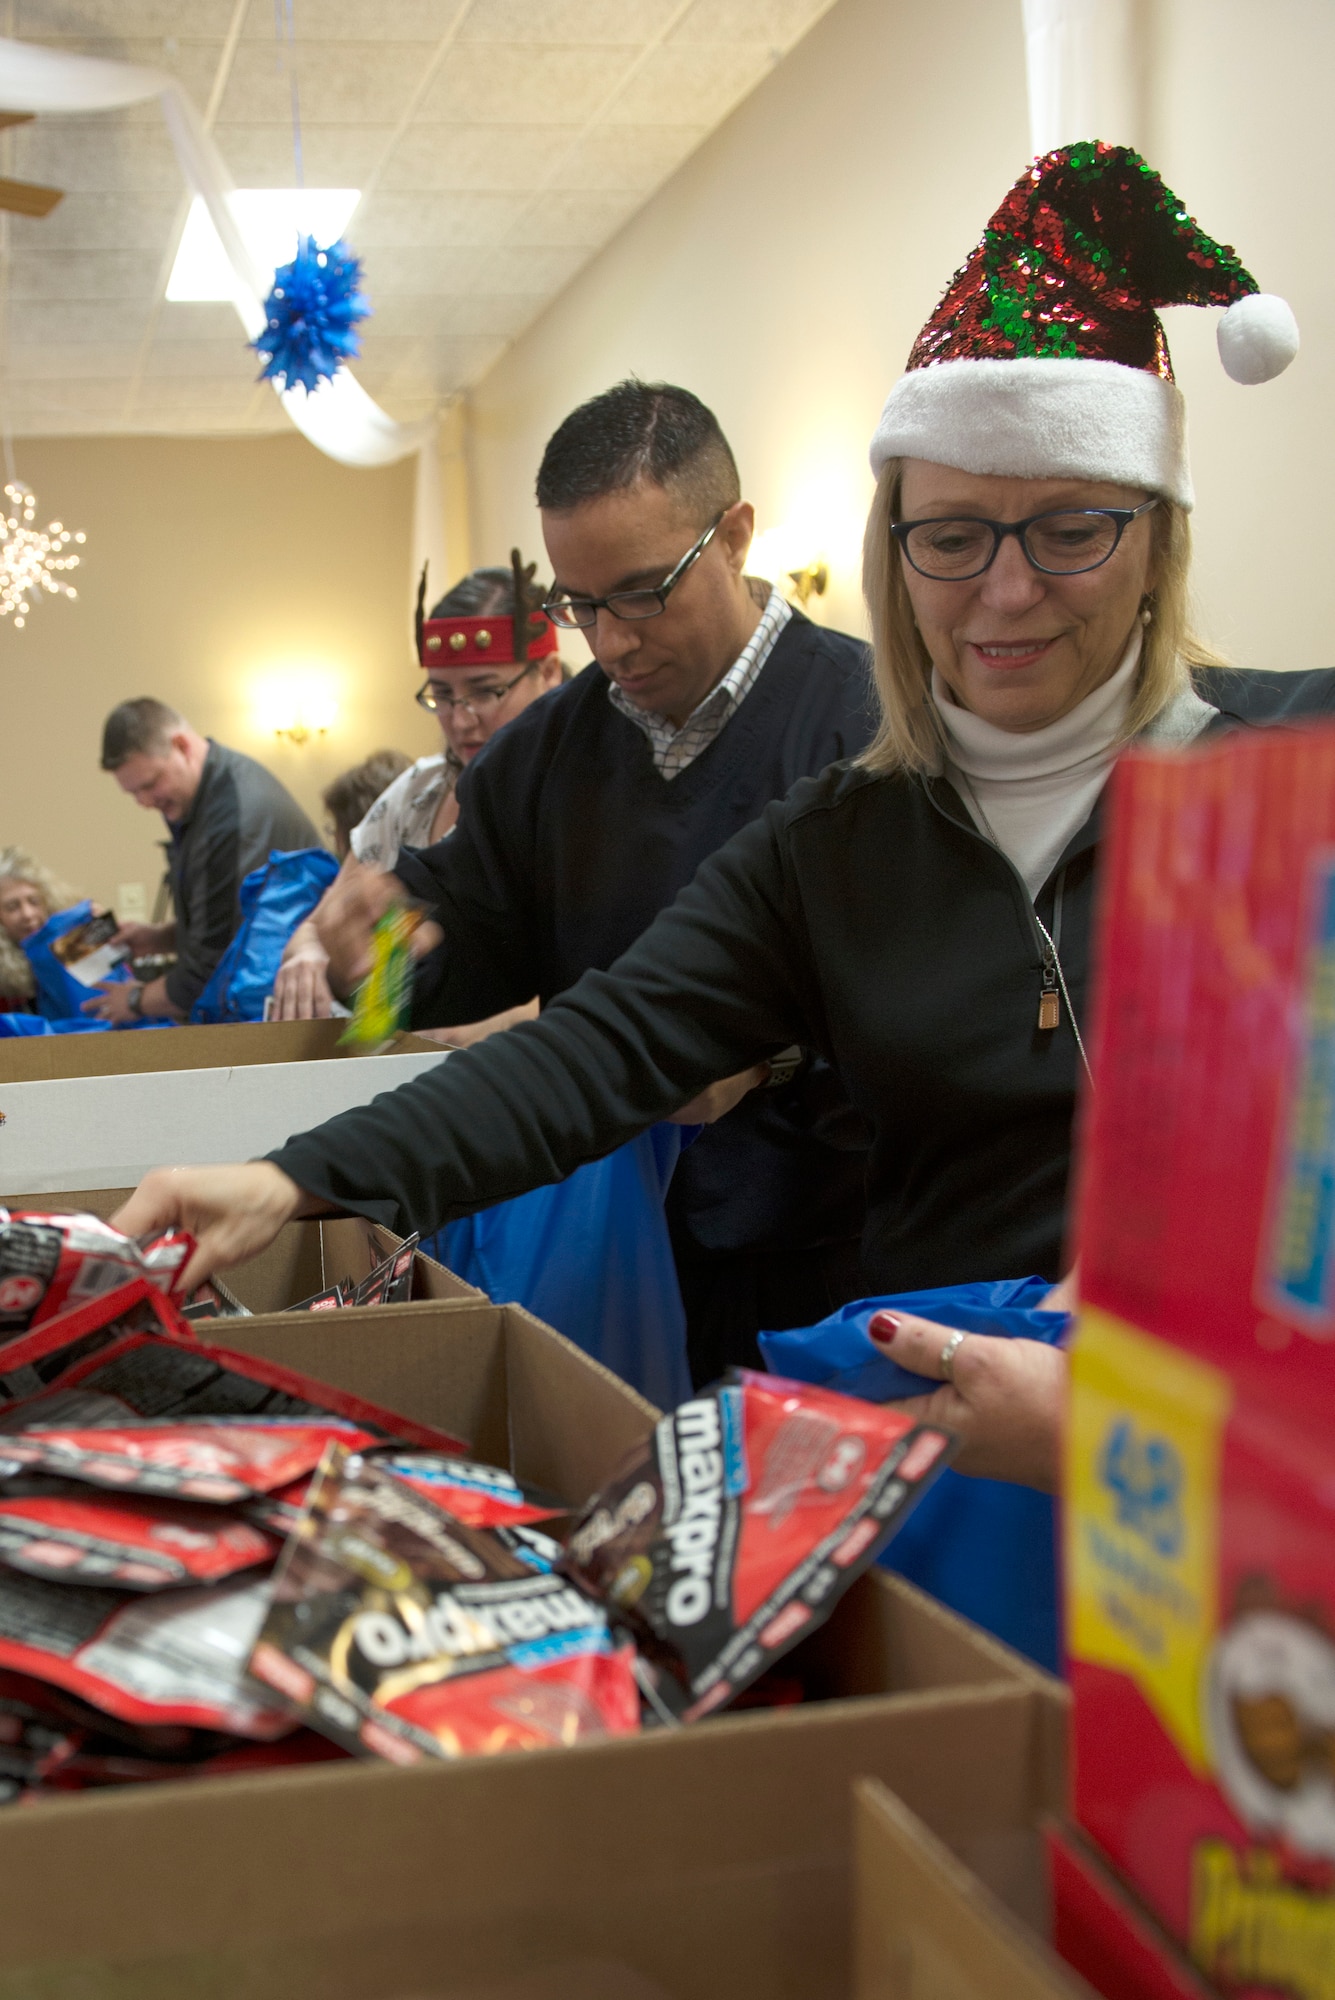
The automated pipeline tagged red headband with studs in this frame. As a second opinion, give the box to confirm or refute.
[419,611,559,669]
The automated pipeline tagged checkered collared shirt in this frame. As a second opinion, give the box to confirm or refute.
[609,585,793,780]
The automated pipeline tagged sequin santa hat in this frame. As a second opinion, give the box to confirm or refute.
[869,141,1298,509]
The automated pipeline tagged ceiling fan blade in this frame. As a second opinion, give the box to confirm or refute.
[0,113,34,133]
[0,178,63,218]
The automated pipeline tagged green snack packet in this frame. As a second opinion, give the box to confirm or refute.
[341,906,420,1049]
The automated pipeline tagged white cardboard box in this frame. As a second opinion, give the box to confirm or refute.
[0,1019,447,1195]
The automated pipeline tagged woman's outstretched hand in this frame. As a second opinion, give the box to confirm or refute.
[868,1310,1066,1493]
[112,1163,326,1294]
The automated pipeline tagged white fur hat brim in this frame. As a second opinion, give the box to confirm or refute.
[869,357,1192,509]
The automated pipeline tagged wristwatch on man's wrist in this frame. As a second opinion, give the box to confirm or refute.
[126,982,145,1018]
[762,1045,804,1090]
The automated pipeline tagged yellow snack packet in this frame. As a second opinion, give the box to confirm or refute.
[341,905,421,1049]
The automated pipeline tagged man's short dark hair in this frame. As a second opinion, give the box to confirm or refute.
[536,380,740,524]
[100,697,187,771]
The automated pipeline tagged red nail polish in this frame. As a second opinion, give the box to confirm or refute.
[869,1311,901,1345]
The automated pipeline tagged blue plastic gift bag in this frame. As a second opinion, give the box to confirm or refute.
[192,847,340,1025]
[425,1125,692,1412]
[22,902,134,1022]
[760,1278,1069,1671]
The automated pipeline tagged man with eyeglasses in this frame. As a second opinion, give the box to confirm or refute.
[272,560,564,1022]
[312,379,876,1384]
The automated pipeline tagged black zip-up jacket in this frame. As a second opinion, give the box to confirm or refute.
[268,672,1330,1289]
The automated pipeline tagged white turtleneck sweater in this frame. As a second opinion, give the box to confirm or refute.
[932,634,1146,900]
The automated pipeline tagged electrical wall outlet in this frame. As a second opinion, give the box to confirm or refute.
[117,882,147,922]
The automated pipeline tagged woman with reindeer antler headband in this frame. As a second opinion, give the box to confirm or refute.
[272,552,564,1023]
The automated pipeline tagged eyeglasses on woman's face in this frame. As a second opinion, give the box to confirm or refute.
[415,664,536,720]
[542,513,724,630]
[892,500,1158,581]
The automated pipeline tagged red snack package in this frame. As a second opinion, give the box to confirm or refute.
[0,1416,379,1505]
[0,1213,194,1336]
[0,1570,293,1736]
[248,1445,640,1764]
[352,1235,418,1307]
[563,1371,953,1721]
[0,1481,277,1587]
[375,1451,565,1528]
[0,1278,468,1455]
[33,1728,349,1792]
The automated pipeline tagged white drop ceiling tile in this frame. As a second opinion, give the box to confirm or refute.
[418,335,509,379]
[158,302,250,342]
[6,378,138,414]
[140,340,258,379]
[238,0,462,39]
[350,190,529,248]
[606,45,774,126]
[32,38,226,115]
[30,193,181,252]
[132,375,263,411]
[212,122,394,185]
[378,123,565,191]
[16,0,237,35]
[548,123,705,191]
[668,0,834,46]
[474,242,587,291]
[371,290,543,339]
[7,343,144,381]
[9,301,156,346]
[416,43,633,126]
[362,245,497,295]
[504,188,640,246]
[6,250,163,301]
[459,0,681,44]
[215,41,435,125]
[11,120,181,193]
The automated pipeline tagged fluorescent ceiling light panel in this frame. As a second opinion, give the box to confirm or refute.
[166,189,362,303]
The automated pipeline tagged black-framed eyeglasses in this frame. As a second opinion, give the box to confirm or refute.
[415,663,536,719]
[543,512,724,630]
[892,500,1158,581]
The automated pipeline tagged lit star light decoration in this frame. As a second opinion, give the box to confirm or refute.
[251,235,370,396]
[0,483,85,629]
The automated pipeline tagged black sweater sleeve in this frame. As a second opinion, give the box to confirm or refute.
[393,738,543,1028]
[268,797,823,1237]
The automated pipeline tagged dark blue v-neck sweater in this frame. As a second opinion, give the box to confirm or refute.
[394,609,877,1255]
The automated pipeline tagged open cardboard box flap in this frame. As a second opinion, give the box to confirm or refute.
[0,1018,441,1084]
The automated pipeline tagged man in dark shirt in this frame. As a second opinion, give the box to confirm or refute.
[313,381,876,1381]
[89,697,318,1023]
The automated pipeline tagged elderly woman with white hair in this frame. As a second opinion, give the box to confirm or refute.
[116,144,1303,1492]
[0,848,83,1015]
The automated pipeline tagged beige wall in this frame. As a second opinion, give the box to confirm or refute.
[1,434,431,916]
[467,0,1331,679]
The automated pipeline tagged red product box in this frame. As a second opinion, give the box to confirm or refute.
[1068,725,1335,1999]
[1046,1821,1221,2000]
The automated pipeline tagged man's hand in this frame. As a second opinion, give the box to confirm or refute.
[111,920,174,958]
[668,1063,769,1126]
[313,861,442,998]
[82,978,141,1025]
[112,1164,319,1293]
[271,919,334,1020]
[867,1311,1067,1493]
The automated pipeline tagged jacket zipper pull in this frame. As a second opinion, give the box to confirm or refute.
[1038,949,1060,1031]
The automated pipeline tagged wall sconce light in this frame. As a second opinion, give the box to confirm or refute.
[254,670,338,747]
[274,716,326,747]
[786,562,828,606]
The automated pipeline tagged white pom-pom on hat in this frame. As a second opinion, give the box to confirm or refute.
[1217,293,1300,385]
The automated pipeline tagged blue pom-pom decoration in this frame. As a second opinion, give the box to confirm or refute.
[251,235,370,396]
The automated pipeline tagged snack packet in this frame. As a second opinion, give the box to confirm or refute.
[0,1571,293,1736]
[248,1445,640,1763]
[377,1450,565,1528]
[0,1213,194,1335]
[0,1278,469,1455]
[0,1481,277,1587]
[0,1416,378,1505]
[49,912,130,989]
[341,905,421,1048]
[352,1234,419,1307]
[563,1371,953,1721]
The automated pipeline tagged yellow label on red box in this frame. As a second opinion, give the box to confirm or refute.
[1067,1308,1233,1772]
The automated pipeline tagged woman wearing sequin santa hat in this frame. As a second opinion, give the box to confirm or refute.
[115,145,1300,1500]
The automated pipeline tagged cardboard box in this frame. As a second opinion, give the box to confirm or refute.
[1067,727,1335,1996]
[852,1778,1092,2000]
[0,1019,449,1194]
[0,1299,1064,2000]
[4,1187,484,1310]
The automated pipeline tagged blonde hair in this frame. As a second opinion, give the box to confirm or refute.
[858,457,1228,776]
[0,849,81,1004]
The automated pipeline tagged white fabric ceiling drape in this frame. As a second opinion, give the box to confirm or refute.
[0,36,428,469]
